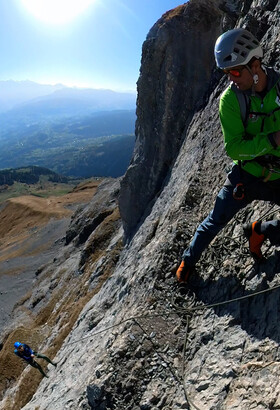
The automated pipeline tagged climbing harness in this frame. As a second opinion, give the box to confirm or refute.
[232,154,280,201]
[231,80,280,192]
[233,182,245,200]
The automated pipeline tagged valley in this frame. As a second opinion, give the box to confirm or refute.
[0,178,102,332]
[0,110,136,177]
[0,82,136,178]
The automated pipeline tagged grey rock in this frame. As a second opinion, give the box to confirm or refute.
[119,0,223,241]
[87,385,104,408]
[2,2,280,410]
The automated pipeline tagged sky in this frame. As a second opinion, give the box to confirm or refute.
[0,0,186,92]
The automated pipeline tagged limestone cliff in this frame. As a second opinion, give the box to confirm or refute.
[119,0,280,241]
[1,0,280,409]
[119,0,223,241]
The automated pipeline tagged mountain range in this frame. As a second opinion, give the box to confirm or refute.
[0,80,136,177]
[0,80,65,112]
[0,80,136,115]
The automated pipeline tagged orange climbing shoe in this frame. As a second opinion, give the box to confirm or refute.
[176,261,193,283]
[243,221,265,261]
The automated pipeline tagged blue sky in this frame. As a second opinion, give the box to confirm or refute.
[0,0,186,91]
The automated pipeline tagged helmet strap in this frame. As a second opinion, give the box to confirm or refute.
[245,64,257,95]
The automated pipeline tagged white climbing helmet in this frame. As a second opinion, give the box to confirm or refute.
[214,28,263,69]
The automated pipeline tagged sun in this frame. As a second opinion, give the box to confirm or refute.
[21,0,95,25]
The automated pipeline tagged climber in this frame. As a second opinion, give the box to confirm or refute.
[176,28,280,283]
[14,341,57,378]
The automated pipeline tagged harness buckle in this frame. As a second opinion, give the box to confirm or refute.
[233,183,245,200]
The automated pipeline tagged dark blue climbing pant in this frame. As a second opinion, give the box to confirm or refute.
[183,164,280,266]
[29,352,55,377]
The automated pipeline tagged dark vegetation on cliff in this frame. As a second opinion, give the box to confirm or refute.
[0,166,68,186]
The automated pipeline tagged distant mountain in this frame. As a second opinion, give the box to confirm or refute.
[0,80,136,120]
[0,80,66,113]
[0,109,136,146]
[33,87,137,111]
[0,80,136,178]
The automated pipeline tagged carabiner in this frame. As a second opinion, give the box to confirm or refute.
[233,183,245,200]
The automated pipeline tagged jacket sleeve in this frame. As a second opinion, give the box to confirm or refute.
[219,88,275,161]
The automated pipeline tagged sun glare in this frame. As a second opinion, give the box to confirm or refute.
[21,0,95,25]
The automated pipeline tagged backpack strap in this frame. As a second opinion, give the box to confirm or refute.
[230,84,250,127]
[276,80,280,104]
[232,80,280,127]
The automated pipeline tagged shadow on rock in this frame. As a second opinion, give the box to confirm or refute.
[187,250,280,345]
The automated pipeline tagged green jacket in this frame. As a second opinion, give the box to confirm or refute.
[219,67,280,180]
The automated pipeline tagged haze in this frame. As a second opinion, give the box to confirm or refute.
[0,0,185,91]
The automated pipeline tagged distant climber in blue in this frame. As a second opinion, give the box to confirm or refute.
[14,341,57,378]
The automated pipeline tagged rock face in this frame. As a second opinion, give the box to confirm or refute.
[119,0,222,241]
[1,0,280,409]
